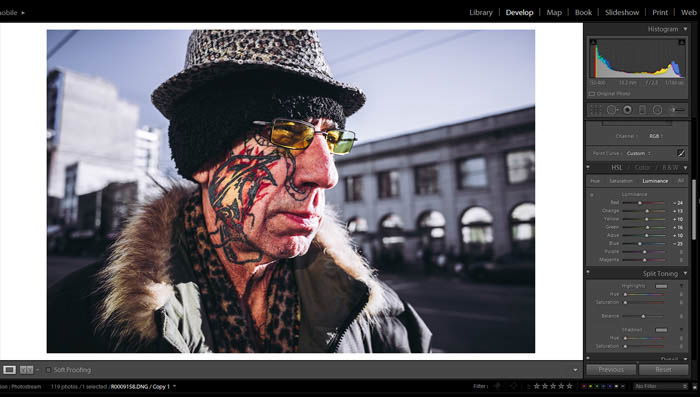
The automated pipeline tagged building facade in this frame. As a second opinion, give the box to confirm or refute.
[47,69,170,255]
[58,181,138,255]
[47,68,167,226]
[134,126,165,202]
[326,107,535,272]
[47,68,139,201]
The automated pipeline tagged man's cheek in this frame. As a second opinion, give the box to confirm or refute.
[249,180,276,207]
[217,182,237,209]
[242,186,276,230]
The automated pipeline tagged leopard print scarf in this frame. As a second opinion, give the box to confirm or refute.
[182,189,300,352]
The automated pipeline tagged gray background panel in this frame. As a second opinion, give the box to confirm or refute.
[585,280,689,354]
[586,146,689,162]
[586,187,689,267]
[585,121,689,146]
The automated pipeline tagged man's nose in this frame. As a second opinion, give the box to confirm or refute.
[292,132,338,190]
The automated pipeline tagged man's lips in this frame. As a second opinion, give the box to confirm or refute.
[278,211,320,231]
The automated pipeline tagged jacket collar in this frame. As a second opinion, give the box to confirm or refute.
[94,185,386,351]
[291,242,370,352]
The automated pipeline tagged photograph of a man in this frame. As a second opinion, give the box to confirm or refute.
[48,30,432,353]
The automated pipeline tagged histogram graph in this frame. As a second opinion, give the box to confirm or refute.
[591,38,686,78]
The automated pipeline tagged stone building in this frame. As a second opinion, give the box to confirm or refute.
[326,106,535,272]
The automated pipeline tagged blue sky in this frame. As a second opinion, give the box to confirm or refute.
[47,29,534,167]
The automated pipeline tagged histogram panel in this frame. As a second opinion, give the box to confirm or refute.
[591,38,686,79]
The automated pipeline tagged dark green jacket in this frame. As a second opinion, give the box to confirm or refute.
[48,186,431,353]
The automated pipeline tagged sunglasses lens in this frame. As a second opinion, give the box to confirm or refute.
[325,129,340,151]
[330,130,355,154]
[271,121,313,149]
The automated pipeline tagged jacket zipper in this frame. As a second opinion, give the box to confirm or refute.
[329,289,370,353]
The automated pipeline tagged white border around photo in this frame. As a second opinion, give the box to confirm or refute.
[0,22,582,360]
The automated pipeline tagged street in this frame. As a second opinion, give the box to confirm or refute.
[47,255,99,288]
[380,272,535,353]
[48,256,535,353]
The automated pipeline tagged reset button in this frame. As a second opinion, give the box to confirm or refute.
[639,365,688,376]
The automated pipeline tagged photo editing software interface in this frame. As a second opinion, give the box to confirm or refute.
[0,6,698,396]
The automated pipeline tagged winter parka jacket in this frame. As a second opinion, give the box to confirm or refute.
[48,186,432,353]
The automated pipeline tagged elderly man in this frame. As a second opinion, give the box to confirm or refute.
[48,30,431,353]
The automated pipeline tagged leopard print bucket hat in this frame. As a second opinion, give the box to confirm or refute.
[151,30,366,120]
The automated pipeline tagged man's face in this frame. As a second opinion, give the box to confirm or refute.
[195,118,339,265]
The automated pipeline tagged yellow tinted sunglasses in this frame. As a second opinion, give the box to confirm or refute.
[253,119,357,155]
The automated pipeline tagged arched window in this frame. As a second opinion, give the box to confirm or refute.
[347,216,371,264]
[347,217,368,234]
[460,207,494,259]
[378,213,405,270]
[510,202,535,255]
[417,210,446,249]
[379,214,404,245]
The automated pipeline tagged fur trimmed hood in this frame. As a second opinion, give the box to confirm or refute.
[94,185,387,350]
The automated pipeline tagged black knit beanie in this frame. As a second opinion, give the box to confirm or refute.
[168,70,347,181]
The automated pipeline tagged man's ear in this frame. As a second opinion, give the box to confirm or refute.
[192,167,211,185]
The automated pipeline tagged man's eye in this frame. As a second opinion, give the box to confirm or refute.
[326,131,341,144]
[277,134,295,145]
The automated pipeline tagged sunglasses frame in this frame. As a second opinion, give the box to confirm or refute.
[253,118,357,155]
